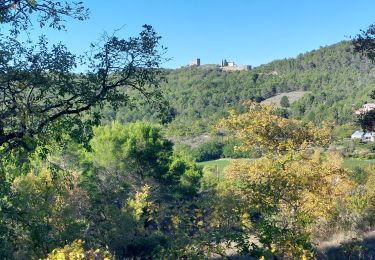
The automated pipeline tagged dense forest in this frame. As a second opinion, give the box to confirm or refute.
[107,41,375,137]
[2,1,375,259]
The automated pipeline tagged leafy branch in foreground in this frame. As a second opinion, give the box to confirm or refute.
[0,0,89,34]
[353,23,375,62]
[0,24,168,150]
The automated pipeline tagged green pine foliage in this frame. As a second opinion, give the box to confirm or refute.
[280,96,290,107]
[103,41,375,137]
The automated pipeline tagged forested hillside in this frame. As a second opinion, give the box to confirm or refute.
[105,41,375,136]
[261,41,375,124]
[4,1,375,258]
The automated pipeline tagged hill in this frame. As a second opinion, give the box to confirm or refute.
[103,41,375,137]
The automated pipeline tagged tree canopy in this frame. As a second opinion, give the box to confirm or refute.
[102,41,374,137]
[219,104,353,258]
[353,22,375,62]
[0,0,89,33]
[1,2,374,259]
[0,1,167,151]
[352,22,375,131]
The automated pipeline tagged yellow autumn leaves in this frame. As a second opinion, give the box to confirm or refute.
[225,151,353,222]
[219,102,354,258]
[221,102,332,153]
[46,240,113,260]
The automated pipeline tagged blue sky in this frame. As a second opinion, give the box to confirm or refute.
[34,0,375,68]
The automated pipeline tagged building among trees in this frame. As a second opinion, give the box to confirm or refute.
[220,58,251,71]
[351,130,375,142]
[191,58,201,66]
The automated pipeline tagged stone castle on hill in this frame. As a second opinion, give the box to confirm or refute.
[190,58,251,71]
[220,59,252,71]
[191,58,201,66]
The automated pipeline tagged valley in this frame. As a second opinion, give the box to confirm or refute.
[2,1,375,258]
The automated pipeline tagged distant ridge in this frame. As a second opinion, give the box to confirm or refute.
[106,41,374,136]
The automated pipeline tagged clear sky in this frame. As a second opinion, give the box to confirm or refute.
[35,0,375,68]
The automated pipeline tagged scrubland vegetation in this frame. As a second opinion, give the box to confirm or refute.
[2,1,375,259]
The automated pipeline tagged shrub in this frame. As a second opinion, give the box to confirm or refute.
[222,139,259,158]
[333,124,356,141]
[280,95,290,108]
[46,240,114,260]
[193,139,224,162]
[351,166,369,184]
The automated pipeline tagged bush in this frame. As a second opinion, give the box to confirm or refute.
[222,138,259,158]
[351,166,369,184]
[363,142,375,152]
[173,143,194,158]
[333,124,356,141]
[275,108,290,118]
[193,138,261,161]
[47,240,114,260]
[193,139,224,162]
[280,95,290,108]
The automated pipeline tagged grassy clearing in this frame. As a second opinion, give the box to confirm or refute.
[197,158,232,174]
[198,158,247,186]
[199,157,375,174]
[198,158,253,180]
[343,158,375,170]
[261,91,310,107]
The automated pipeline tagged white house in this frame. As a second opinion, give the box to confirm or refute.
[351,130,375,142]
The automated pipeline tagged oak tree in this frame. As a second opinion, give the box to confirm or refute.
[0,1,167,151]
[0,0,89,34]
[219,103,352,258]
